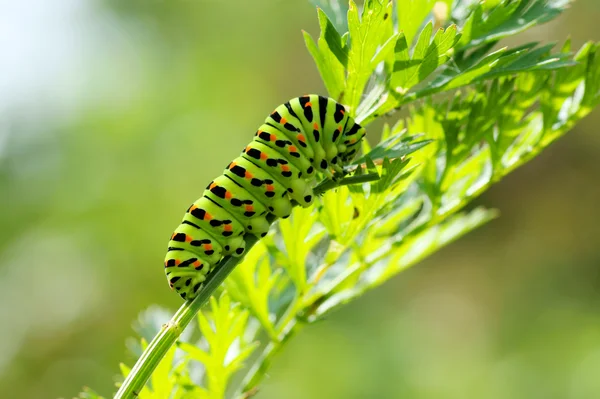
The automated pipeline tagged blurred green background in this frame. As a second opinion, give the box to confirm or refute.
[2,1,600,398]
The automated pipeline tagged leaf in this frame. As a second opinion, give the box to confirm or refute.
[317,8,348,66]
[303,9,347,99]
[309,0,349,34]
[177,295,258,399]
[391,23,461,92]
[397,0,453,46]
[310,208,498,319]
[372,157,411,194]
[414,43,574,99]
[224,241,280,339]
[389,207,498,269]
[278,206,326,293]
[353,134,432,165]
[345,0,394,111]
[457,0,571,50]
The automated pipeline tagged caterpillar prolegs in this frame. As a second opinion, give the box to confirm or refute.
[165,95,366,300]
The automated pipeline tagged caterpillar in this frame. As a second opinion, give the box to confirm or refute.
[164,95,366,300]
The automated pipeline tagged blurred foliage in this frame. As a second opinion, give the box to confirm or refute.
[2,1,600,399]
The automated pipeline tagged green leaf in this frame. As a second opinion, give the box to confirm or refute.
[311,207,497,319]
[309,0,349,34]
[345,0,393,111]
[397,0,453,46]
[391,23,461,92]
[414,43,575,100]
[457,0,571,50]
[278,206,326,293]
[372,157,410,194]
[303,9,347,99]
[176,295,258,399]
[353,134,432,165]
[317,8,348,66]
[224,240,280,339]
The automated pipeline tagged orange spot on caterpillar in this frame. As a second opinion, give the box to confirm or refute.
[281,164,290,171]
[204,213,213,220]
[269,134,276,142]
[224,224,233,232]
[225,191,233,199]
[289,145,297,152]
[313,122,319,130]
[175,259,181,266]
[210,182,217,190]
[245,170,253,179]
[193,260,201,268]
[260,153,268,160]
[266,184,275,191]
[340,109,345,114]
[337,126,342,132]
[245,204,254,212]
[229,162,237,169]
[190,204,198,211]
[305,102,312,107]
[298,134,306,142]
[203,244,213,251]
[280,117,288,125]
[185,235,192,243]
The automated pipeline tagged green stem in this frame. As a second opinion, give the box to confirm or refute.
[114,234,261,399]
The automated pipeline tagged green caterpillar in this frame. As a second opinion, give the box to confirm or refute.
[165,95,366,300]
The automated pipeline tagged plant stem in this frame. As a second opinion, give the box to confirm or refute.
[114,235,261,399]
[114,173,382,398]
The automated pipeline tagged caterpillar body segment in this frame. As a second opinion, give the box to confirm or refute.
[225,157,294,218]
[241,142,313,207]
[204,175,271,237]
[254,123,315,178]
[165,95,366,300]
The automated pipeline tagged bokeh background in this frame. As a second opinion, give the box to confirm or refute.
[2,1,600,398]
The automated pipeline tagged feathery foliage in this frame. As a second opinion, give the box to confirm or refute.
[79,0,600,398]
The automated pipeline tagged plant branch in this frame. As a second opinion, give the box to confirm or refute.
[114,233,261,399]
